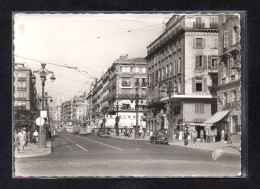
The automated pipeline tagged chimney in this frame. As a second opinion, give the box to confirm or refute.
[120,54,128,61]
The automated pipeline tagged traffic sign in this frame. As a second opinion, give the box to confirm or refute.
[36,117,45,126]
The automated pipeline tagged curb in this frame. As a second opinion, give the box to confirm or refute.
[14,148,52,158]
[14,141,52,159]
[111,135,240,155]
[168,142,240,155]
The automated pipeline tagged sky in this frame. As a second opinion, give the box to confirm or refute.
[13,13,174,110]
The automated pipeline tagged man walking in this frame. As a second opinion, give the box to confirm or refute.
[183,127,189,145]
[18,128,27,151]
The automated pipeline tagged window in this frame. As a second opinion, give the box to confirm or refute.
[192,77,205,92]
[178,78,181,93]
[231,27,236,45]
[178,58,181,73]
[142,67,147,73]
[231,90,237,102]
[210,16,218,28]
[223,93,227,105]
[122,77,131,86]
[122,67,130,72]
[135,67,140,72]
[194,38,206,49]
[196,83,202,91]
[195,55,203,69]
[195,104,204,114]
[224,31,228,48]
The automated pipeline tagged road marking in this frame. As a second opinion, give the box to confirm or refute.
[135,148,141,150]
[64,136,88,152]
[77,136,124,150]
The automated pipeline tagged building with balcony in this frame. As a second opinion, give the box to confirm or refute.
[146,14,219,134]
[13,63,40,130]
[60,99,72,125]
[203,14,241,142]
[87,55,147,129]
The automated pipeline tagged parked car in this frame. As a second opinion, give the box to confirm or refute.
[149,131,168,144]
[97,129,110,138]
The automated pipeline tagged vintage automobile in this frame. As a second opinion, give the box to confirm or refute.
[96,129,110,138]
[149,131,168,144]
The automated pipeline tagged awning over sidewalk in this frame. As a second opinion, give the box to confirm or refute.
[201,110,230,126]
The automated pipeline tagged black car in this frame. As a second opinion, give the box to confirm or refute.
[149,131,168,144]
[97,129,110,138]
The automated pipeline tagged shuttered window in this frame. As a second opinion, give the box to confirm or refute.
[195,55,203,69]
[224,31,228,48]
[203,77,207,92]
[203,55,207,69]
[193,38,206,49]
[208,55,212,69]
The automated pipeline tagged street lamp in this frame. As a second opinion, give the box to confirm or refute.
[31,63,55,148]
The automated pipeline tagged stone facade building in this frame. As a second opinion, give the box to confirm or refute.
[213,14,241,142]
[86,55,147,129]
[146,14,219,135]
[13,63,39,130]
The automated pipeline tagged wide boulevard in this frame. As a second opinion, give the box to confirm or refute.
[14,132,241,177]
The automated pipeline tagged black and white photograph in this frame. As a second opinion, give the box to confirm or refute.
[12,12,244,177]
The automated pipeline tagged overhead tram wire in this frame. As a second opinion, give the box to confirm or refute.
[19,23,163,53]
[14,54,97,79]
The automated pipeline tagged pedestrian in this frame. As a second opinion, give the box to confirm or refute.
[150,130,153,137]
[200,130,204,143]
[183,128,189,145]
[179,130,183,141]
[221,129,225,142]
[227,129,232,144]
[33,130,39,145]
[17,128,27,151]
[14,129,19,151]
[91,128,96,139]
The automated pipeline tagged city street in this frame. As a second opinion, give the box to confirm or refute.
[14,132,241,177]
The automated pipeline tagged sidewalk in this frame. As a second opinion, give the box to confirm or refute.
[110,133,240,155]
[14,140,52,158]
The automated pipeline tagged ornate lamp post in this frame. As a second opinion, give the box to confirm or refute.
[31,63,55,148]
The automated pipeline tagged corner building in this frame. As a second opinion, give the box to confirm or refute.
[146,14,219,134]
[88,55,147,129]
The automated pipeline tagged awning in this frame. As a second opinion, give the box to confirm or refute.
[201,110,230,126]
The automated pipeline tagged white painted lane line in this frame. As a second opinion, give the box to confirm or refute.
[77,136,124,150]
[135,148,141,150]
[64,136,88,152]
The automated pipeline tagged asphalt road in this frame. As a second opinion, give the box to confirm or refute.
[14,132,241,177]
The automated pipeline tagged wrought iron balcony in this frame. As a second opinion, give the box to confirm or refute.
[210,22,218,29]
[193,22,205,29]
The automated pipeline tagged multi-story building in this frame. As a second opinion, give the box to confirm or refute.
[146,14,219,136]
[71,95,85,123]
[13,63,39,130]
[61,99,72,125]
[204,14,241,142]
[88,55,147,129]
